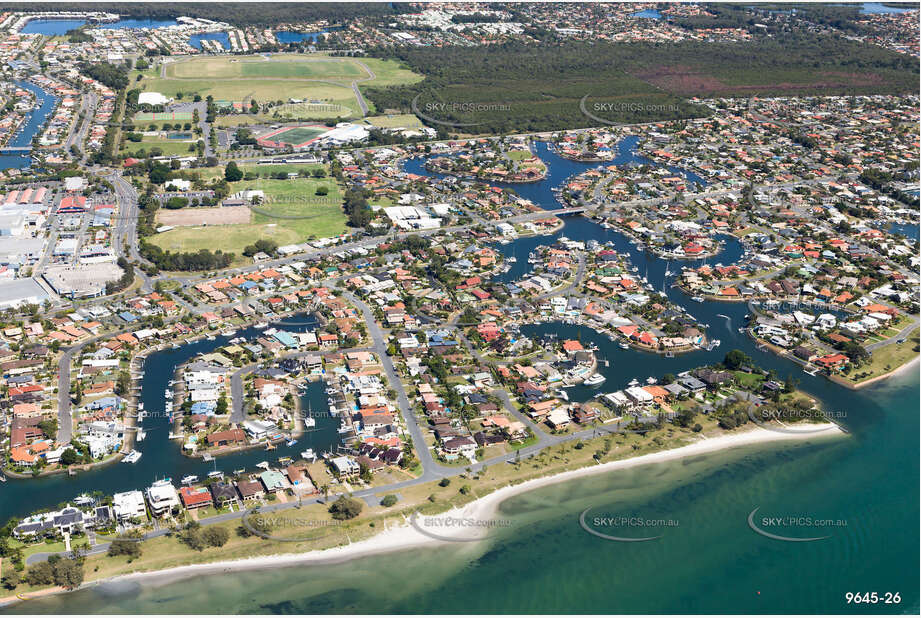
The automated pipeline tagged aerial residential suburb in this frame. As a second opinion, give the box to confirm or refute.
[0,2,917,616]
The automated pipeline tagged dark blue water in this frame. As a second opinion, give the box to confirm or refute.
[0,314,339,524]
[189,32,231,50]
[888,221,920,241]
[0,80,59,171]
[403,138,707,211]
[19,18,178,35]
[4,121,919,615]
[860,2,916,13]
[276,31,327,44]
[96,19,179,30]
[20,19,86,35]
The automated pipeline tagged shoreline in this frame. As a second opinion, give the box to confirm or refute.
[837,354,920,390]
[6,422,845,605]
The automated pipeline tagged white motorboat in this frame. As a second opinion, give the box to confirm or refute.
[301,449,316,461]
[619,342,630,349]
[286,439,298,447]
[202,453,214,462]
[181,475,198,485]
[556,389,569,401]
[256,461,270,470]
[303,418,316,428]
[123,450,142,464]
[254,322,269,329]
[691,296,704,303]
[207,470,223,479]
[583,373,606,387]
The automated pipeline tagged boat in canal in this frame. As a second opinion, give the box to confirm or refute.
[181,475,198,485]
[583,373,606,386]
[123,450,142,464]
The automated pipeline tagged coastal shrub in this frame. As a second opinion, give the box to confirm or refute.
[1,570,20,590]
[459,485,471,495]
[52,559,84,590]
[25,562,54,586]
[438,478,451,487]
[329,496,363,520]
[203,527,230,548]
[107,539,142,559]
[179,522,206,551]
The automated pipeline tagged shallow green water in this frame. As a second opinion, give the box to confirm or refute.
[8,368,917,614]
[3,142,917,614]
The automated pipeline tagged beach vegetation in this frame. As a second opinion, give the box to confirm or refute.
[329,496,363,520]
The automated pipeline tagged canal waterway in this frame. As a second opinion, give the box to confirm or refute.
[0,314,339,524]
[3,134,918,614]
[0,80,58,171]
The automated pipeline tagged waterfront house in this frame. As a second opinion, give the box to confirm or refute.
[145,480,180,517]
[236,479,265,501]
[330,455,361,478]
[179,486,213,510]
[112,490,147,522]
[259,470,287,493]
[207,428,246,448]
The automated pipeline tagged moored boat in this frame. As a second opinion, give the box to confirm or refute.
[583,373,606,386]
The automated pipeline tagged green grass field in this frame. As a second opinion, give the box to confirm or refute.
[268,126,327,145]
[149,175,347,257]
[134,55,422,121]
[150,224,302,263]
[135,111,194,122]
[167,56,367,80]
[506,149,533,161]
[133,136,198,157]
[194,162,327,181]
[364,113,423,128]
[275,101,352,120]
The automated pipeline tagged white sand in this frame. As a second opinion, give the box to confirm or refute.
[89,423,845,588]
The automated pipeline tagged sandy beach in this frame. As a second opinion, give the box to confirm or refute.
[44,422,845,595]
[847,354,920,390]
